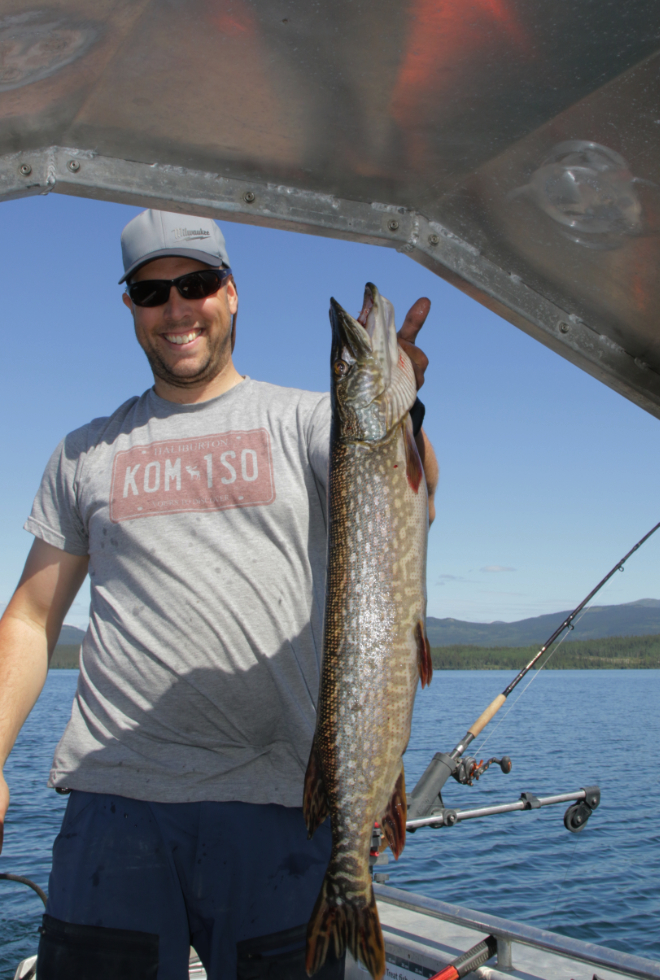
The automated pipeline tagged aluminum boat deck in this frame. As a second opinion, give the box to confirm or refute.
[14,884,660,980]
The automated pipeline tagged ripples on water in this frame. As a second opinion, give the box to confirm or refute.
[1,669,659,977]
[1,672,74,977]
[399,670,660,960]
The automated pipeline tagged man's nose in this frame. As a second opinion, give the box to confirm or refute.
[163,286,193,318]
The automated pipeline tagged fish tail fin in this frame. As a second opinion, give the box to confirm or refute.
[306,877,385,980]
[303,740,329,838]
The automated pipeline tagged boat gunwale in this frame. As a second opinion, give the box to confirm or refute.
[374,884,660,980]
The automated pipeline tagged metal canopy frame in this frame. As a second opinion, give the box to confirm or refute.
[2,1,660,418]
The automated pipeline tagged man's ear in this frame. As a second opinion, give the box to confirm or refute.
[226,277,238,315]
[122,291,133,311]
[226,277,238,352]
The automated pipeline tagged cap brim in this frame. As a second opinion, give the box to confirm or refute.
[119,248,224,284]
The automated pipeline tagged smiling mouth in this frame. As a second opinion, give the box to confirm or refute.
[163,329,202,346]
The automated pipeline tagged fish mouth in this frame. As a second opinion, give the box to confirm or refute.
[330,282,418,438]
[357,283,399,386]
[357,283,375,328]
[330,295,372,362]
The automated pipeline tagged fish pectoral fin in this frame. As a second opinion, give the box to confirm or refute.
[303,741,329,839]
[402,417,424,493]
[380,767,407,861]
[306,878,385,980]
[415,620,433,688]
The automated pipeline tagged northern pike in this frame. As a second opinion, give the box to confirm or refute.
[304,284,432,980]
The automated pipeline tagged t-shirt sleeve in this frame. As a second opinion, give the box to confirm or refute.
[24,432,90,556]
[306,394,331,520]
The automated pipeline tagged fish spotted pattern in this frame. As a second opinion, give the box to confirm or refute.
[304,284,432,980]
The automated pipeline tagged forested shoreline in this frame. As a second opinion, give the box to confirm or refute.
[50,634,660,670]
[50,645,80,668]
[431,633,660,669]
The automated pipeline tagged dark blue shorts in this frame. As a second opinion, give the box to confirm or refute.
[46,791,332,979]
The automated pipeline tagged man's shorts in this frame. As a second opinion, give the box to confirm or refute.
[38,791,339,980]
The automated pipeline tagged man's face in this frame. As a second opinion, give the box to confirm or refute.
[122,256,238,390]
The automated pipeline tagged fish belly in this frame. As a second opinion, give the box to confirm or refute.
[305,426,429,979]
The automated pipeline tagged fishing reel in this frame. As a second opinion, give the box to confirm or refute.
[406,748,513,824]
[452,755,512,786]
[405,742,600,837]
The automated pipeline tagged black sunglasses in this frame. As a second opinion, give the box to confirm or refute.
[127,268,232,308]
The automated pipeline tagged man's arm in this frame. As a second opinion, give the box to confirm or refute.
[0,539,89,852]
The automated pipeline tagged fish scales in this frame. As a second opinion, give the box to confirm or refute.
[304,284,432,980]
[323,432,425,859]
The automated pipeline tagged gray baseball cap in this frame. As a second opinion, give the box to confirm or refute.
[119,209,231,283]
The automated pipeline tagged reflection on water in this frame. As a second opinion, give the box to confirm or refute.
[1,669,659,977]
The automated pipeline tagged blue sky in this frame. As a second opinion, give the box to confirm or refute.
[1,193,658,629]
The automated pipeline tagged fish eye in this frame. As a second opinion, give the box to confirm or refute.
[334,360,348,376]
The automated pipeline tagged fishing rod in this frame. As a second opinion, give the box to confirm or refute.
[404,520,660,829]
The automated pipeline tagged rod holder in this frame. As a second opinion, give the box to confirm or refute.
[497,938,513,971]
[407,753,456,822]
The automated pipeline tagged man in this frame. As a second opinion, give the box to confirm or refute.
[0,210,438,979]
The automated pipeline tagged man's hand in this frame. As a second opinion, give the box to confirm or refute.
[397,297,431,391]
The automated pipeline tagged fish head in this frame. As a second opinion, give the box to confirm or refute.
[330,283,417,442]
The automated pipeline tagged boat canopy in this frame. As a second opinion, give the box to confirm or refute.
[2,1,660,417]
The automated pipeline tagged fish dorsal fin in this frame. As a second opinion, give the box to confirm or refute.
[303,740,329,838]
[415,620,433,688]
[380,768,407,860]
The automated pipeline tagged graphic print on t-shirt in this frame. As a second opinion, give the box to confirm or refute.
[110,429,275,522]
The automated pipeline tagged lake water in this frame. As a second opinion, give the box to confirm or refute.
[1,669,659,977]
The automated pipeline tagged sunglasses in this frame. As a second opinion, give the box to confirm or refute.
[127,268,232,308]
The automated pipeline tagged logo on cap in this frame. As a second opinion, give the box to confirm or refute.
[173,227,211,241]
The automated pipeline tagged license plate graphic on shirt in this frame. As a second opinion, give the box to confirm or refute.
[109,429,275,522]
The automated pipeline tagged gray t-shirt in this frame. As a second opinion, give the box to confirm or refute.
[26,379,331,807]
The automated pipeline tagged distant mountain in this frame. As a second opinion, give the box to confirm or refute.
[427,599,660,648]
[49,600,660,650]
[58,625,85,645]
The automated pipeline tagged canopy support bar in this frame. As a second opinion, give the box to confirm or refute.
[4,144,659,419]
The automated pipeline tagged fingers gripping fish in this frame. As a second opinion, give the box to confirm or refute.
[304,284,433,980]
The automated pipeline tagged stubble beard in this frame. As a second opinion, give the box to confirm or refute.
[141,319,233,390]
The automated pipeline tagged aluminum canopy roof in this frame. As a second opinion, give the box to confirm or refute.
[2,1,660,417]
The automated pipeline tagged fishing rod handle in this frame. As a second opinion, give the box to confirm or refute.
[468,694,506,738]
